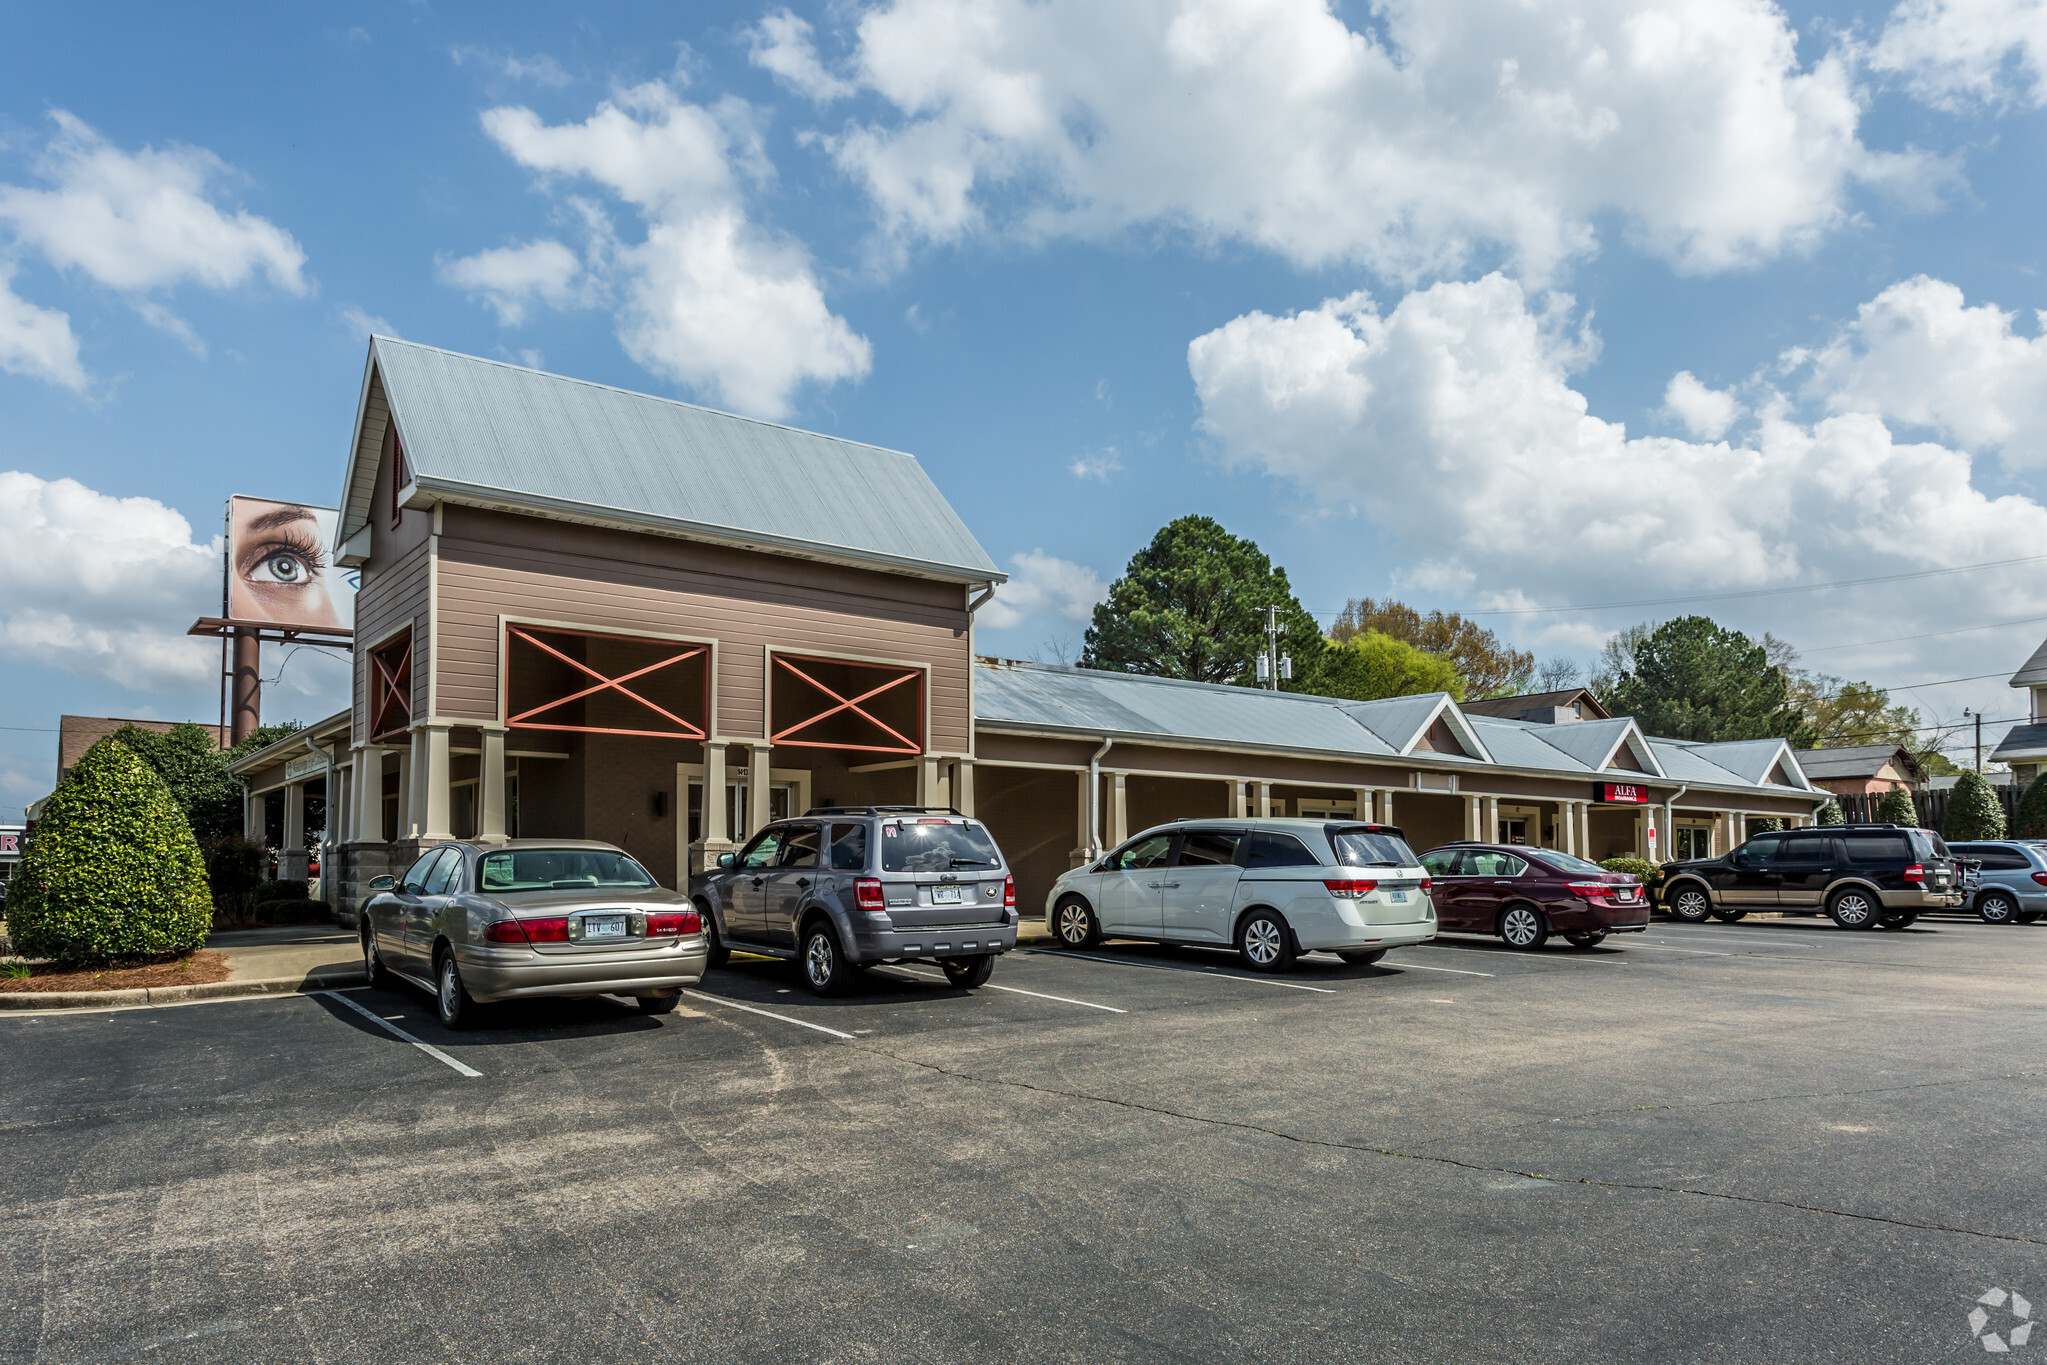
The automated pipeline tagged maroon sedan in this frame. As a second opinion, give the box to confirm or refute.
[1416,843,1650,950]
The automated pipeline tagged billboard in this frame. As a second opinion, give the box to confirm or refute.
[225,496,356,632]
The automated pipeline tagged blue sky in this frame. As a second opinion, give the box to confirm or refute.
[6,0,2047,817]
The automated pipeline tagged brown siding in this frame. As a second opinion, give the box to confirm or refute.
[432,507,973,750]
[353,534,431,745]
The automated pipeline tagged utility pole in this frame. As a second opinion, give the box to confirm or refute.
[1965,709,1982,772]
[1266,606,1280,692]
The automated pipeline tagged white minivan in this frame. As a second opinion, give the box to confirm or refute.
[1044,819,1436,972]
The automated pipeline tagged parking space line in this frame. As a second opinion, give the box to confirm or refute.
[325,991,482,1077]
[1382,958,1494,977]
[1642,932,1817,949]
[882,967,1128,1013]
[1018,949,1336,993]
[1619,942,1736,957]
[682,989,854,1039]
[1413,943,1621,965]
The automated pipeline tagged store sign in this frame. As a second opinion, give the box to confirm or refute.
[1600,782,1649,805]
[0,832,18,855]
[284,752,327,782]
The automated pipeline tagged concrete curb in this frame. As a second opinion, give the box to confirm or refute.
[0,967,367,1012]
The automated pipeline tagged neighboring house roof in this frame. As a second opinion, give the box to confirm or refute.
[1928,772,2015,790]
[2012,637,2047,688]
[1991,722,2047,764]
[1459,688,1612,721]
[1790,744,1921,783]
[972,662,1816,795]
[338,337,1004,586]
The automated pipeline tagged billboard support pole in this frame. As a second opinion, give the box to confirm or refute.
[231,628,262,746]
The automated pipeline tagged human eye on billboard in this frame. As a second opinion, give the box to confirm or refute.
[225,496,355,631]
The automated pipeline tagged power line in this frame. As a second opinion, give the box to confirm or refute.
[1801,614,2047,654]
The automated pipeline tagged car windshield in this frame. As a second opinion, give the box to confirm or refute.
[1535,850,1609,875]
[881,819,1002,874]
[479,849,657,893]
[1330,828,1418,867]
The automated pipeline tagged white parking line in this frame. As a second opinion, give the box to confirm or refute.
[1020,949,1336,993]
[883,967,1128,1013]
[1618,942,1736,957]
[682,989,854,1039]
[1642,931,1818,949]
[1413,942,1622,965]
[1382,958,1494,977]
[324,990,482,1077]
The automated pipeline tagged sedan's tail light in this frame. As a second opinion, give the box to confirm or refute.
[520,916,571,943]
[1322,879,1378,898]
[1566,881,1615,900]
[484,918,530,944]
[1003,873,1016,908]
[646,911,702,937]
[855,877,887,911]
[1903,864,1926,883]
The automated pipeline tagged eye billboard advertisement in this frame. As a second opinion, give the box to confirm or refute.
[224,496,357,632]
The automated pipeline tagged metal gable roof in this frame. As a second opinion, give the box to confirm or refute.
[1518,716,1661,776]
[1789,745,1915,780]
[1462,716,1597,773]
[1645,741,1753,787]
[340,337,1002,584]
[1674,737,1810,790]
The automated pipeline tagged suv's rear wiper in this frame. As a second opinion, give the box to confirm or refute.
[950,858,997,868]
[1353,860,1401,867]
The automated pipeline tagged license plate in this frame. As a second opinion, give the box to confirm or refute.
[1618,889,1637,901]
[1388,890,1409,903]
[932,885,963,905]
[583,915,628,940]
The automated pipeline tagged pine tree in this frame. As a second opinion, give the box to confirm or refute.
[1941,770,2006,841]
[1815,798,1843,825]
[1875,787,1919,827]
[2014,774,2047,840]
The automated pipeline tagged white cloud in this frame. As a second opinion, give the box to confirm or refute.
[436,238,584,325]
[816,0,1921,280]
[0,111,307,295]
[1662,370,1745,440]
[471,81,871,418]
[0,265,85,391]
[980,549,1108,629]
[0,471,219,691]
[450,45,573,87]
[748,9,858,102]
[1188,274,2047,685]
[1869,0,2047,110]
[1801,275,2047,466]
[1069,446,1122,480]
[340,305,395,339]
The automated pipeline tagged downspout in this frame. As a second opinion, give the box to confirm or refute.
[1087,737,1113,858]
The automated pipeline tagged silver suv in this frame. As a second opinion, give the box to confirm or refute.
[1045,819,1436,972]
[1948,840,2047,924]
[689,807,1018,995]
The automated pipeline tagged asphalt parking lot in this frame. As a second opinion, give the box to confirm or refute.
[3,914,2043,1363]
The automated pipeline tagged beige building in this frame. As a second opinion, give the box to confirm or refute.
[1991,634,2047,784]
[230,340,1831,921]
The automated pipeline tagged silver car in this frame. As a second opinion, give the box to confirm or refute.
[1948,840,2047,924]
[1045,818,1437,972]
[360,839,709,1028]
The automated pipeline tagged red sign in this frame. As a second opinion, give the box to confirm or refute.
[1600,782,1649,805]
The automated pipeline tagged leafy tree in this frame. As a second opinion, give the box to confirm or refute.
[1302,631,1464,703]
[1082,517,1324,687]
[1876,787,1919,827]
[1942,770,2006,841]
[1788,675,1920,751]
[1534,657,1583,691]
[1815,798,1844,825]
[8,738,212,965]
[1592,616,1805,742]
[113,723,241,840]
[2014,774,2047,840]
[1332,598,1530,697]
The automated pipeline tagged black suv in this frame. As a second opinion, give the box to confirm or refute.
[689,807,1017,995]
[1659,824,1963,929]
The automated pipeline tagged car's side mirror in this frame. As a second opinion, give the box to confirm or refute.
[368,874,395,891]
[717,852,735,869]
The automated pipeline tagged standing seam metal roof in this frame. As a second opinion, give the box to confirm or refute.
[342,338,1002,584]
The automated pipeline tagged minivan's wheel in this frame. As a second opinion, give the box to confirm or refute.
[637,991,681,1015]
[1713,908,1748,923]
[941,955,995,988]
[1565,931,1608,949]
[1499,904,1549,950]
[362,928,394,990]
[1054,896,1102,949]
[436,951,478,1029]
[800,923,855,996]
[1827,888,1879,930]
[1336,948,1387,966]
[698,901,730,967]
[1237,910,1295,973]
[1667,885,1714,924]
[1978,891,2019,925]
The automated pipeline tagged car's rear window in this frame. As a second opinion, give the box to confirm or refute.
[881,819,1002,874]
[1329,828,1417,868]
[1534,850,1608,875]
[480,849,657,893]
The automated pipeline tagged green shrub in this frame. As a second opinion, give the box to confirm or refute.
[1815,798,1843,825]
[1748,817,1783,833]
[2016,775,2047,840]
[1600,856,1663,891]
[1942,769,2006,841]
[8,738,212,966]
[1875,787,1919,827]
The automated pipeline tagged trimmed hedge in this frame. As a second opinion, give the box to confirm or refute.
[1875,787,1919,827]
[2017,776,2047,840]
[1942,769,2006,841]
[1600,856,1663,891]
[8,738,212,966]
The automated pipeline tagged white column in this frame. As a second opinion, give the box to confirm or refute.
[953,758,974,817]
[1110,772,1129,845]
[747,743,772,836]
[1353,787,1372,822]
[1484,796,1500,844]
[283,781,305,850]
[1229,779,1249,819]
[395,745,412,841]
[1380,790,1394,827]
[1255,781,1273,819]
[420,724,453,842]
[480,729,507,840]
[1580,802,1592,860]
[245,788,263,841]
[919,755,948,810]
[704,744,729,844]
[1073,769,1093,866]
[1466,795,1481,841]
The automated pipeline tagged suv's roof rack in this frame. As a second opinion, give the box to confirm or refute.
[804,805,965,817]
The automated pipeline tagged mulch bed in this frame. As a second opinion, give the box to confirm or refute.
[0,950,232,994]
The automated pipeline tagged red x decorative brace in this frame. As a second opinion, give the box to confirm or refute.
[507,628,707,740]
[771,655,921,754]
